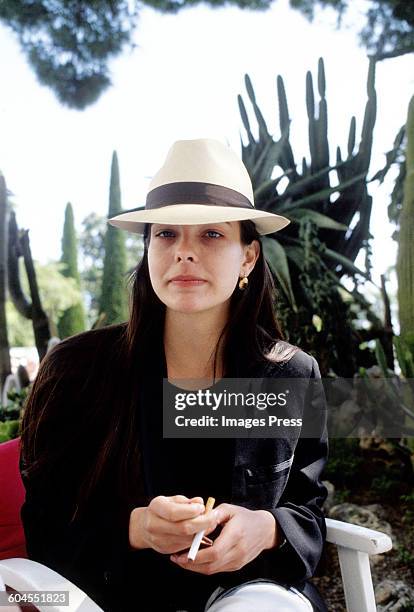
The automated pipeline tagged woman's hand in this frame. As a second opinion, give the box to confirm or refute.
[170,503,279,574]
[129,495,219,554]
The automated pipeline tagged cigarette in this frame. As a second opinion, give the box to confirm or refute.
[187,497,215,561]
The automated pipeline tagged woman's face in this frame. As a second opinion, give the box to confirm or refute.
[147,222,259,315]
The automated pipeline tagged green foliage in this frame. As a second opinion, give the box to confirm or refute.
[395,544,414,566]
[7,260,84,344]
[6,208,51,360]
[5,299,34,346]
[0,388,28,443]
[238,59,380,375]
[0,1,139,109]
[361,1,414,60]
[60,204,81,282]
[372,125,405,241]
[371,467,403,499]
[0,0,270,109]
[400,490,414,505]
[34,261,83,336]
[1,0,411,108]
[79,212,143,326]
[57,299,85,340]
[0,173,11,386]
[99,152,128,325]
[354,341,414,439]
[334,488,350,504]
[0,420,20,443]
[323,439,364,487]
[290,0,414,60]
[0,388,28,420]
[141,0,271,9]
[57,203,86,339]
[400,491,414,524]
[79,212,105,325]
[325,415,412,499]
[391,336,414,452]
[373,107,414,439]
[394,336,414,379]
[397,96,414,355]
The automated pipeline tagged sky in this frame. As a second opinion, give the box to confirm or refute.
[0,0,412,304]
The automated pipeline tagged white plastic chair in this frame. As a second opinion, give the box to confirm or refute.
[0,557,102,611]
[325,517,392,612]
[0,519,392,612]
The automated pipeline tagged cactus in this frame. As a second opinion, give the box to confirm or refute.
[239,58,376,283]
[8,211,51,361]
[237,58,380,375]
[0,173,11,389]
[370,339,414,456]
[397,95,414,356]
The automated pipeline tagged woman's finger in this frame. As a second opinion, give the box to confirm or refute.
[151,496,205,522]
[172,541,239,573]
[189,496,205,505]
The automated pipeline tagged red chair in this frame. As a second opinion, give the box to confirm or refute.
[0,438,103,611]
[0,438,27,561]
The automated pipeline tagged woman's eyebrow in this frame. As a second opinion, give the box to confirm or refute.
[205,222,232,227]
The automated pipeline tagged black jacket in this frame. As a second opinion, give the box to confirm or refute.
[20,323,328,612]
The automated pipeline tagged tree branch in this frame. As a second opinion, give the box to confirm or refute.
[371,48,414,62]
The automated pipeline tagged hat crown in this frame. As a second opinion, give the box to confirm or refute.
[107,137,290,235]
[148,138,254,205]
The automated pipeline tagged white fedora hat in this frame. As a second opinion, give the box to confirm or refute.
[108,138,290,235]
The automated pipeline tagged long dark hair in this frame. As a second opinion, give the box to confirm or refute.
[126,220,285,374]
[20,220,286,521]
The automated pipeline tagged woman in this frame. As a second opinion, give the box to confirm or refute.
[20,139,329,612]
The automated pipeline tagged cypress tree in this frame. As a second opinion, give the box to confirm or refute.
[99,151,128,325]
[57,203,86,338]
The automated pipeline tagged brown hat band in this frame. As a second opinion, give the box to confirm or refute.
[146,182,254,210]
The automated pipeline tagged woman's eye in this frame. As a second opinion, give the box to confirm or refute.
[154,229,222,239]
[156,230,175,238]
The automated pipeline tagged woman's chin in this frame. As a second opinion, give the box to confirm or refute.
[170,304,209,315]
[166,299,217,315]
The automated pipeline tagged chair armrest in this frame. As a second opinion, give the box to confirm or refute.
[325,518,393,554]
[0,558,103,611]
[325,519,393,612]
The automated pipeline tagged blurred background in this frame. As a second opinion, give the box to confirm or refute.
[0,0,413,608]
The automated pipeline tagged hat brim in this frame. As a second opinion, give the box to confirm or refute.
[108,204,290,236]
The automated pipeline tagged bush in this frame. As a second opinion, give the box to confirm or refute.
[371,465,404,499]
[0,420,20,443]
[323,438,364,487]
[400,491,414,524]
[0,387,28,443]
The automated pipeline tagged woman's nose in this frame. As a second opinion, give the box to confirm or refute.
[175,236,198,262]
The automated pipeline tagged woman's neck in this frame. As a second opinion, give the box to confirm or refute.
[164,307,228,382]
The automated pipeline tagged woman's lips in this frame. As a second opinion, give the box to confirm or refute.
[169,278,207,286]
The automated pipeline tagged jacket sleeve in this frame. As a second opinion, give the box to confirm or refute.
[19,342,134,611]
[261,355,329,583]
[21,470,131,610]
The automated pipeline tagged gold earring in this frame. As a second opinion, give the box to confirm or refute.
[239,275,248,290]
